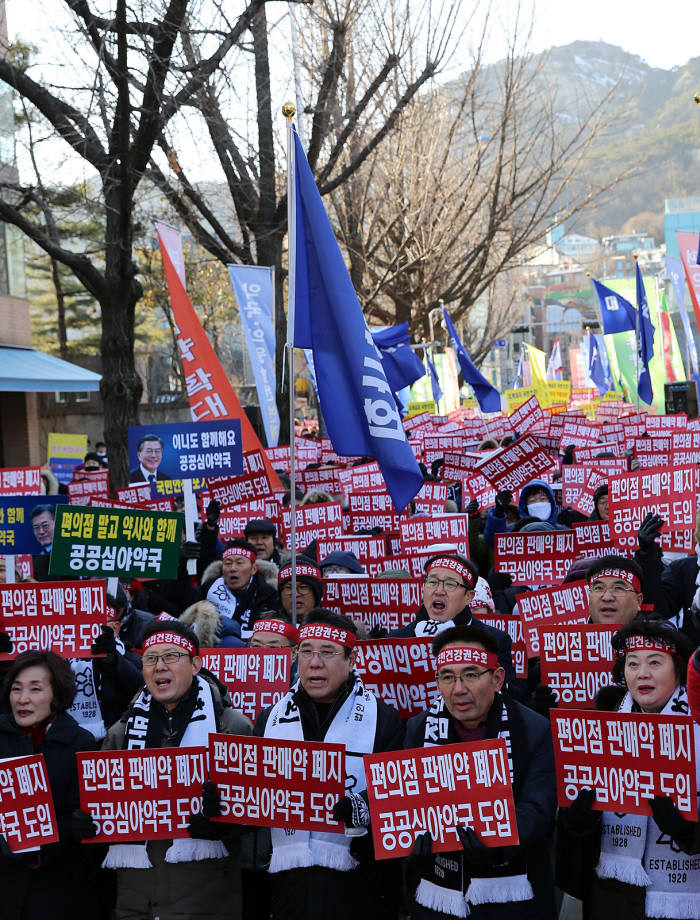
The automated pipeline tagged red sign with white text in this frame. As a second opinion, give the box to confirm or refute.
[0,467,42,495]
[538,624,616,708]
[516,580,590,657]
[609,466,697,545]
[477,435,556,492]
[494,530,577,587]
[323,576,422,632]
[354,638,437,718]
[207,450,275,507]
[199,648,290,721]
[399,514,469,557]
[0,755,58,852]
[508,395,545,433]
[280,502,343,551]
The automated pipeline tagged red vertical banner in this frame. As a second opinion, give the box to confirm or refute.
[676,231,700,330]
[156,225,282,489]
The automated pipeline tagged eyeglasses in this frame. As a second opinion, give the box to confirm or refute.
[425,575,466,592]
[589,582,637,596]
[142,652,191,667]
[298,647,343,661]
[436,668,490,686]
[280,584,314,595]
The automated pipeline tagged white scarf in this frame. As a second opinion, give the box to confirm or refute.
[692,544,700,611]
[415,695,533,916]
[102,675,227,870]
[415,618,457,638]
[596,685,700,919]
[68,636,126,741]
[264,672,377,873]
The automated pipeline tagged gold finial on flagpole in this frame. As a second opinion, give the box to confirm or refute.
[694,93,700,105]
[282,101,296,121]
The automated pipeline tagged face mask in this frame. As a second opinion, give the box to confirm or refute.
[527,501,551,521]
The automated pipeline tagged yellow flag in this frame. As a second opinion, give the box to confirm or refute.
[527,346,550,409]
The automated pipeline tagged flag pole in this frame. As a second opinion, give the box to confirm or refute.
[284,101,298,625]
[634,256,640,411]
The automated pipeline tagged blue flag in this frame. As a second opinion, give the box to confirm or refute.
[591,279,637,335]
[425,349,443,405]
[442,308,501,413]
[288,128,422,511]
[635,262,655,405]
[371,322,426,394]
[588,332,611,396]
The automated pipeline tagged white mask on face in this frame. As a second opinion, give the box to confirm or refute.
[527,501,551,522]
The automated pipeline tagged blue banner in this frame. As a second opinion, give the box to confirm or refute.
[288,127,422,512]
[591,279,636,335]
[588,332,613,395]
[228,265,280,447]
[442,308,501,413]
[635,262,655,405]
[0,495,67,555]
[127,420,243,483]
[371,322,426,394]
[425,350,443,405]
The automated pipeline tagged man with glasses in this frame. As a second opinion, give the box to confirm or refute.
[404,624,557,919]
[586,555,644,625]
[204,539,280,640]
[277,557,325,622]
[93,619,252,920]
[254,609,404,920]
[129,434,171,483]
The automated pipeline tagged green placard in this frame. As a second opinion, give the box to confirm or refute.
[49,505,183,580]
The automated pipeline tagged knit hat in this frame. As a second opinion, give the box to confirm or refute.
[319,550,365,575]
[244,519,277,537]
[470,576,495,612]
[277,555,324,602]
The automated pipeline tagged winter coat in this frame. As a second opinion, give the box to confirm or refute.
[0,710,97,920]
[92,647,144,730]
[118,605,154,649]
[201,564,280,637]
[102,673,253,920]
[180,599,244,649]
[404,693,558,920]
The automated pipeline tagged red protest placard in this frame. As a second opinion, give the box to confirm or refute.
[337,462,385,499]
[561,466,591,507]
[116,483,155,505]
[354,638,437,718]
[0,580,106,660]
[609,466,697,546]
[216,497,281,541]
[92,495,174,513]
[413,482,448,514]
[207,450,275,507]
[265,446,291,472]
[572,520,618,559]
[550,709,698,819]
[571,470,607,517]
[316,535,388,575]
[399,514,469,557]
[199,648,290,721]
[346,509,401,532]
[560,420,602,449]
[78,747,207,843]
[296,466,342,492]
[477,434,556,493]
[280,502,343,551]
[538,624,616,708]
[209,734,345,832]
[479,614,527,678]
[0,754,59,852]
[516,580,590,657]
[494,530,577,588]
[508,395,545,433]
[0,467,42,495]
[423,434,466,466]
[67,478,110,505]
[441,451,482,480]
[323,576,422,632]
[364,740,519,859]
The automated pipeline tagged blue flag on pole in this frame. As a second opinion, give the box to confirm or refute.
[591,279,637,335]
[442,308,501,413]
[425,349,443,405]
[588,332,610,396]
[635,262,655,405]
[288,128,422,511]
[371,322,426,395]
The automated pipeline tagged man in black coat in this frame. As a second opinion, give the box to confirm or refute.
[404,624,557,920]
[202,539,279,640]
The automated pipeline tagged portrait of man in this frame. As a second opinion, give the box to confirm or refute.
[129,435,171,483]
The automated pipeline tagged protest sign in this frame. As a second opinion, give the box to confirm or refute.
[217,497,282,541]
[297,466,342,492]
[423,434,466,466]
[2,554,32,580]
[0,755,58,852]
[399,514,469,557]
[413,482,448,514]
[354,638,437,718]
[49,505,183,579]
[67,477,109,505]
[516,580,590,657]
[149,476,208,498]
[571,469,607,517]
[0,467,42,495]
[78,747,207,842]
[280,502,343,551]
[207,450,275,508]
[316,535,387,575]
[323,576,422,632]
[507,395,545,433]
[504,387,536,411]
[560,420,602,448]
[538,624,616,708]
[264,445,291,472]
[572,520,618,559]
[199,648,290,721]
[364,740,519,859]
[47,432,87,484]
[479,614,527,678]
[127,420,243,481]
[92,495,173,513]
[0,580,106,660]
[477,435,556,492]
[494,530,577,588]
[609,466,696,546]
[441,451,482,480]
[337,462,385,499]
[550,709,698,819]
[0,495,67,554]
[209,734,345,832]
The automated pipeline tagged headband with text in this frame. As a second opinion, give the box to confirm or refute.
[143,630,197,657]
[298,623,356,649]
[426,557,475,589]
[436,646,499,670]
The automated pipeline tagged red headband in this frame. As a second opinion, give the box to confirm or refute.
[624,635,677,656]
[298,623,356,649]
[252,619,300,644]
[223,546,256,563]
[436,646,499,670]
[143,631,197,656]
[426,557,475,588]
[106,605,118,620]
[278,563,322,584]
[590,567,641,593]
[156,611,176,622]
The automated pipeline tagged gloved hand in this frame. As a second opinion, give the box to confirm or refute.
[559,788,600,835]
[458,825,514,868]
[638,512,664,554]
[205,500,221,527]
[71,809,98,840]
[406,830,433,894]
[181,540,201,561]
[202,781,222,819]
[0,631,12,654]
[91,625,117,669]
[561,444,576,465]
[332,792,370,829]
[650,796,699,852]
[187,812,227,841]
[528,684,558,717]
[465,498,479,515]
[494,490,513,515]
